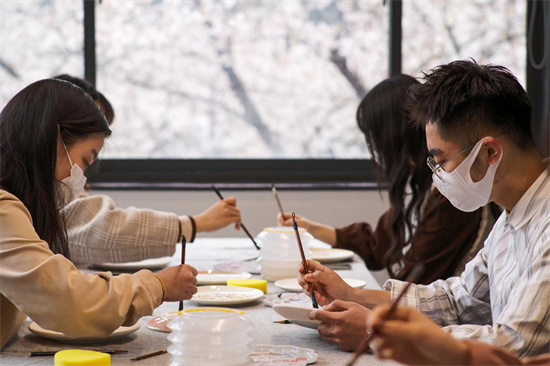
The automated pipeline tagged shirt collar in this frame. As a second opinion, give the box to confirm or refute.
[507,167,550,230]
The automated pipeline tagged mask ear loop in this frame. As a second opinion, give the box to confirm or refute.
[60,136,74,167]
[57,124,74,167]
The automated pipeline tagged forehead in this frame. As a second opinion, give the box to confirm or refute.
[71,133,105,155]
[425,123,461,157]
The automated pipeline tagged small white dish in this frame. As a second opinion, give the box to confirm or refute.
[197,270,252,285]
[213,260,261,275]
[251,344,318,364]
[190,285,264,305]
[274,277,366,292]
[308,239,332,249]
[272,304,321,330]
[28,322,140,343]
[146,311,181,333]
[264,293,311,307]
[91,256,173,271]
[310,248,354,263]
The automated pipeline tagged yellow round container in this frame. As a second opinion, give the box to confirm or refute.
[227,279,267,294]
[54,350,110,366]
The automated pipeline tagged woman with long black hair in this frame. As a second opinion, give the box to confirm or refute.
[280,74,498,284]
[0,79,197,349]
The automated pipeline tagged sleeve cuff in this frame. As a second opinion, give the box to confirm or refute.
[178,216,195,243]
[134,270,164,309]
[383,279,420,310]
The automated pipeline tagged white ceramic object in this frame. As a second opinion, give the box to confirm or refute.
[274,277,366,292]
[190,285,264,306]
[272,304,321,330]
[146,311,181,333]
[310,248,354,263]
[167,308,253,366]
[197,270,252,285]
[91,256,173,271]
[251,344,318,365]
[28,322,140,343]
[256,226,313,282]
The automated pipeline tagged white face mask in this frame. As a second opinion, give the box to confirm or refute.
[58,140,87,208]
[432,137,502,212]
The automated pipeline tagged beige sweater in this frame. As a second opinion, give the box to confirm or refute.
[61,194,193,264]
[0,189,163,350]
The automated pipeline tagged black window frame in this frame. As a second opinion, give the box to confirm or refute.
[83,0,548,191]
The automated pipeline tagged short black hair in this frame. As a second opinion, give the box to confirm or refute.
[53,74,115,125]
[406,59,534,150]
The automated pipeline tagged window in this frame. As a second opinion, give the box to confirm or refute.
[402,0,526,85]
[0,1,83,107]
[95,0,387,159]
[2,1,544,187]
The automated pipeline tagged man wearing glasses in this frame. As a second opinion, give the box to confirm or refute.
[298,60,550,358]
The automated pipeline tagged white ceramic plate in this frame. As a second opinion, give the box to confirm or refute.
[91,256,173,271]
[28,322,140,343]
[190,285,264,305]
[274,277,366,292]
[310,248,354,263]
[197,270,252,285]
[251,344,318,364]
[272,305,321,330]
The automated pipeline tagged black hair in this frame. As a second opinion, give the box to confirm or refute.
[53,74,115,125]
[357,74,432,278]
[0,79,111,258]
[406,59,534,150]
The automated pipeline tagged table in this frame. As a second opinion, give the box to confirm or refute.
[1,238,397,366]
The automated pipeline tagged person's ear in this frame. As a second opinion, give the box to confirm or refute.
[483,138,502,165]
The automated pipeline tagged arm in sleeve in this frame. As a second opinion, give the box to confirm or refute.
[443,243,550,358]
[386,239,550,357]
[0,193,163,338]
[334,209,393,271]
[61,194,182,263]
[383,247,492,326]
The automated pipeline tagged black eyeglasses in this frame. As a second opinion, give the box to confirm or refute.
[426,141,478,181]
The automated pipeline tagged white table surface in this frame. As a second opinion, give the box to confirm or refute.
[1,238,398,366]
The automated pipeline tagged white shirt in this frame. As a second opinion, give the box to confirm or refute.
[384,167,550,357]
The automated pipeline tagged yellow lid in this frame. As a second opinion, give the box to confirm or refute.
[263,227,307,233]
[54,350,110,366]
[227,279,268,294]
[184,308,244,314]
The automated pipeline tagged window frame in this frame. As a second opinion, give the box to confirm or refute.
[86,159,380,191]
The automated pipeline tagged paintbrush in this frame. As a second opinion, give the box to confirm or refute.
[179,234,186,312]
[130,349,167,361]
[346,263,425,366]
[271,184,286,220]
[292,212,318,309]
[31,349,127,356]
[211,185,260,250]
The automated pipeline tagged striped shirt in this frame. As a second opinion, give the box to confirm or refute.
[384,167,550,357]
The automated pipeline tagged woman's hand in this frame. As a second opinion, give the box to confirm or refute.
[298,260,355,305]
[309,300,372,351]
[156,264,198,302]
[277,212,313,230]
[368,305,470,365]
[278,213,337,245]
[193,197,241,232]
